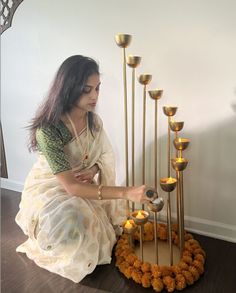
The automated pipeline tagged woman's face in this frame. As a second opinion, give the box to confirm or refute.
[75,73,101,113]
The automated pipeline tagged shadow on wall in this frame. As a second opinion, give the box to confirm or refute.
[126,107,236,228]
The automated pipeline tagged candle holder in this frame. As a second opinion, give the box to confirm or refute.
[173,138,190,158]
[160,177,177,192]
[163,106,178,117]
[138,74,152,85]
[171,158,188,172]
[139,74,152,210]
[127,55,142,212]
[115,34,132,48]
[131,210,149,261]
[148,197,164,264]
[115,33,132,218]
[149,89,163,190]
[123,219,138,248]
[127,55,141,68]
[169,121,184,133]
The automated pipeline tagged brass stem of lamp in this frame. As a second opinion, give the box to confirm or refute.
[154,212,158,263]
[168,117,171,178]
[176,170,183,254]
[167,192,173,265]
[149,90,163,190]
[123,48,130,217]
[180,171,185,255]
[148,197,164,264]
[131,67,136,212]
[160,177,177,266]
[142,84,147,187]
[139,74,152,210]
[139,225,144,261]
[163,106,177,179]
[115,34,132,218]
[171,157,188,256]
[127,55,141,212]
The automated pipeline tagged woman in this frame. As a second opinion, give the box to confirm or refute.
[15,55,150,283]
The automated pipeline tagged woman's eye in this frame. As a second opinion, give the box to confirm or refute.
[83,87,91,94]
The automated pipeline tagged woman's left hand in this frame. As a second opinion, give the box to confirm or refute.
[75,165,99,183]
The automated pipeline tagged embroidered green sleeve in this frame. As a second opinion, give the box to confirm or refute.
[36,126,72,174]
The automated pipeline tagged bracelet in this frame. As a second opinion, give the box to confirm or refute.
[98,184,103,200]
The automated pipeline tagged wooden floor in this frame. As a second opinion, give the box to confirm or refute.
[1,188,236,293]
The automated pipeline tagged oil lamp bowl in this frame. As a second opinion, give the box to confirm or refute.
[148,89,163,100]
[160,177,177,192]
[171,158,188,171]
[138,74,152,85]
[173,138,190,151]
[163,106,178,116]
[131,210,149,225]
[169,121,184,132]
[115,34,132,48]
[127,55,141,68]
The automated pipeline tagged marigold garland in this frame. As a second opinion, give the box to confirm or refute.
[115,221,206,292]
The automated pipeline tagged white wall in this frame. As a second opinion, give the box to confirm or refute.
[1,0,236,242]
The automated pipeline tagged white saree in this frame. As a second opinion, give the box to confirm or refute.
[15,116,126,283]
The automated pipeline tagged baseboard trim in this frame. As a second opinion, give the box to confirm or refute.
[1,178,23,192]
[158,211,236,243]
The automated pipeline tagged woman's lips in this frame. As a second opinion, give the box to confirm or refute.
[88,103,96,107]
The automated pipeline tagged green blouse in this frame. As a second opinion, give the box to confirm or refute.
[36,121,73,174]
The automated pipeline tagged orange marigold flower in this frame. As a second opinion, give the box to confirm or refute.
[151,264,162,278]
[141,262,151,273]
[141,272,152,288]
[188,265,200,281]
[182,270,194,285]
[133,259,143,269]
[178,261,189,271]
[163,276,175,292]
[192,260,204,275]
[152,278,164,292]
[175,273,187,290]
[126,253,137,266]
[181,255,193,265]
[131,268,142,284]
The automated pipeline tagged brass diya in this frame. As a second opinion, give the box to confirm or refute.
[163,106,178,116]
[173,138,190,151]
[169,121,184,132]
[171,158,188,172]
[127,55,141,68]
[148,89,163,100]
[160,177,177,192]
[115,34,132,48]
[138,74,152,85]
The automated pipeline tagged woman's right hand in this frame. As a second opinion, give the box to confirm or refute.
[123,185,156,204]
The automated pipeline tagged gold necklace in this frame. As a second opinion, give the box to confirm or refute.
[66,113,89,168]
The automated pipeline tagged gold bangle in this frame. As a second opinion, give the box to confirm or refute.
[98,184,103,200]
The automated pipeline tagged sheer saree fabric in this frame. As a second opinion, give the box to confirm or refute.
[15,116,126,283]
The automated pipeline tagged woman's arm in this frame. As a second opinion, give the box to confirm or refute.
[56,169,148,203]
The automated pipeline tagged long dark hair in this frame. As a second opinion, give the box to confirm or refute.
[28,55,100,152]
